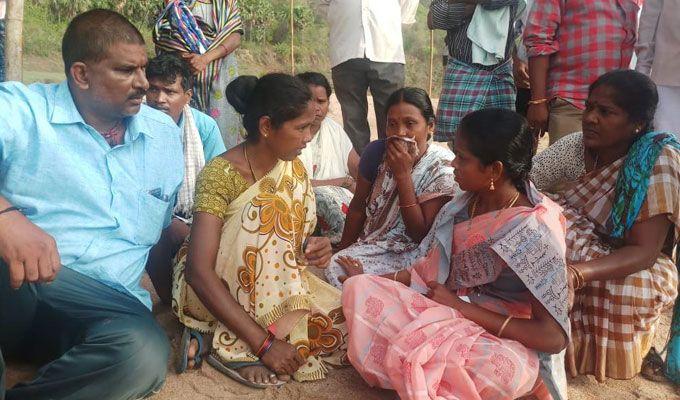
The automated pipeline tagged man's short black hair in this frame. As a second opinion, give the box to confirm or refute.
[146,53,194,92]
[62,9,145,76]
[296,72,332,98]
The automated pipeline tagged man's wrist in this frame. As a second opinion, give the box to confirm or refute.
[0,206,20,217]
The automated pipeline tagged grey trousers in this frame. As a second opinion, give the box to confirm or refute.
[332,58,405,153]
[0,266,169,400]
[548,97,583,145]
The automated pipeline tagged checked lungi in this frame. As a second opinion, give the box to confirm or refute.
[434,58,515,143]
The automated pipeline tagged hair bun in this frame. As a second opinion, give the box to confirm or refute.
[226,75,259,115]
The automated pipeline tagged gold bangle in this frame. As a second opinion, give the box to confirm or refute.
[497,315,513,338]
[567,265,578,290]
[393,270,400,281]
[399,202,418,209]
[528,98,549,105]
[568,265,579,290]
[569,265,586,291]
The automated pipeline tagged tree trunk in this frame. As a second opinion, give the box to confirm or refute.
[4,0,24,82]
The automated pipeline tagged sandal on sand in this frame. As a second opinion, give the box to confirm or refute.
[176,327,204,373]
[206,354,285,389]
[641,347,668,382]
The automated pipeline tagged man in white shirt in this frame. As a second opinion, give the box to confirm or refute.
[317,0,419,153]
[636,0,680,137]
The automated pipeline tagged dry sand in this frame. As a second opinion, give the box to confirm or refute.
[6,96,679,399]
[7,280,677,400]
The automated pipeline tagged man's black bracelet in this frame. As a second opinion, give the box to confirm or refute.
[0,206,21,214]
[0,206,20,216]
[0,206,36,217]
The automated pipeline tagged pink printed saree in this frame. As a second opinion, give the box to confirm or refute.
[342,184,570,400]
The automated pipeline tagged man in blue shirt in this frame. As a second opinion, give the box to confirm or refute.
[144,53,226,304]
[0,10,183,400]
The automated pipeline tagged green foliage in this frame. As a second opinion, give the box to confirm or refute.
[36,0,160,25]
[239,0,276,42]
[24,1,68,57]
[239,0,315,44]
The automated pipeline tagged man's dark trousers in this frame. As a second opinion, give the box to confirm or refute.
[332,57,405,153]
[0,265,169,400]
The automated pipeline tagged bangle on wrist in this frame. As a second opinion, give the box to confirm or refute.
[528,98,549,105]
[497,315,513,337]
[568,265,586,291]
[255,330,276,358]
[399,202,418,209]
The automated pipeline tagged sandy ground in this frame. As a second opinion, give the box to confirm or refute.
[5,96,679,399]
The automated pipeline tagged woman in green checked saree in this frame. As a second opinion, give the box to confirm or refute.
[154,0,243,149]
[530,70,680,382]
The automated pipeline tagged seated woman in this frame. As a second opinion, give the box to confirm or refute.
[172,73,347,388]
[339,109,570,400]
[296,72,360,244]
[530,70,680,381]
[325,87,457,288]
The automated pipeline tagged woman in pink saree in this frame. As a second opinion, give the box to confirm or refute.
[338,109,571,400]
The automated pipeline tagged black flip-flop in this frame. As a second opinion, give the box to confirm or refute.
[176,327,205,373]
[206,354,285,389]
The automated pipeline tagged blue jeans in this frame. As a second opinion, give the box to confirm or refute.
[0,266,169,400]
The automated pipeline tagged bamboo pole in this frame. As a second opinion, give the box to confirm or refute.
[428,30,434,97]
[290,0,295,75]
[4,0,24,82]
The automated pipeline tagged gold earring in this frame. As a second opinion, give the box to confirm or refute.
[489,180,495,191]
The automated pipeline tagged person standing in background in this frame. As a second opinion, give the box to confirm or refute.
[429,0,521,148]
[513,0,534,118]
[316,0,419,153]
[154,0,244,149]
[524,0,641,145]
[636,0,680,137]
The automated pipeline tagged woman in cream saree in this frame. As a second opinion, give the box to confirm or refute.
[173,158,347,379]
[172,74,347,388]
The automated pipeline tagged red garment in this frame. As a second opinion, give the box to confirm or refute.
[523,0,641,109]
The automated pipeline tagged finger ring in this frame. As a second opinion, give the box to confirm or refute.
[269,374,277,378]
